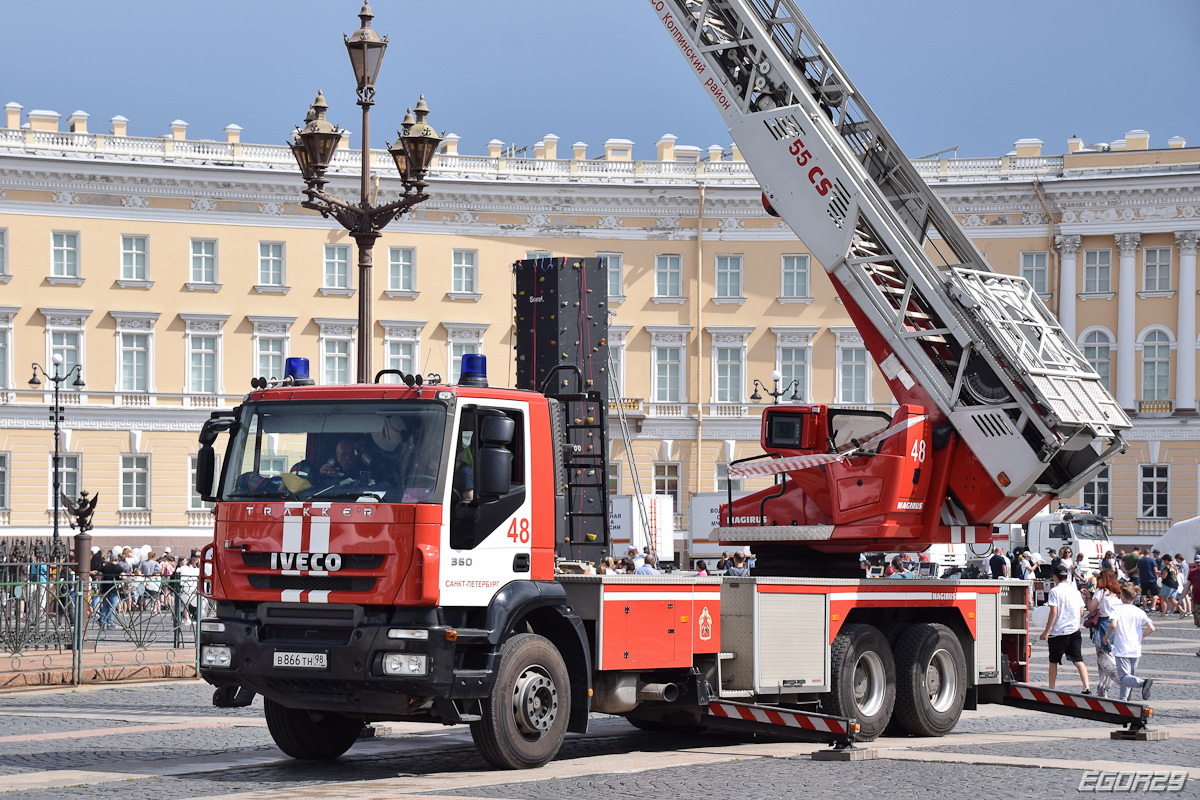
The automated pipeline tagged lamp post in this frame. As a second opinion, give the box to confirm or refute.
[291,3,441,382]
[750,369,800,403]
[28,353,85,542]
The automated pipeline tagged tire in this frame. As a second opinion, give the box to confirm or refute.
[263,697,363,760]
[820,623,896,740]
[892,622,967,737]
[876,620,909,648]
[470,633,571,770]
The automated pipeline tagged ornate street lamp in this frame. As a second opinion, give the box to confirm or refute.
[29,353,85,542]
[751,369,801,403]
[290,3,440,382]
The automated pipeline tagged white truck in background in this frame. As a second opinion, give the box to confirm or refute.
[1000,507,1114,571]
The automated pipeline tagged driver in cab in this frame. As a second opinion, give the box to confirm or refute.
[319,438,374,487]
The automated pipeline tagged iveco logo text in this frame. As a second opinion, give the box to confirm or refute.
[270,552,343,572]
[897,501,924,510]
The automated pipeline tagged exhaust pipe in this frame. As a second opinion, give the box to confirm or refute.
[637,683,679,703]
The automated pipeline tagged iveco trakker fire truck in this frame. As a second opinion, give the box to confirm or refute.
[196,1,1151,770]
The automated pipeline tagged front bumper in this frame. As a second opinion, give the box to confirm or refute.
[198,603,495,717]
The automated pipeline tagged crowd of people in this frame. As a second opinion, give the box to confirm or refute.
[87,544,202,631]
[577,547,756,577]
[1034,547,1200,701]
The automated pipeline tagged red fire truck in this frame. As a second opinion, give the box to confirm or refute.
[195,0,1150,770]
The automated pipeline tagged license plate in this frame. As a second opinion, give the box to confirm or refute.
[273,651,328,669]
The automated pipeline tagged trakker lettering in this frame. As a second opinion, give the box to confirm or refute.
[269,552,343,572]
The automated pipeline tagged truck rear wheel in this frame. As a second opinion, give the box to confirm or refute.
[892,622,967,736]
[263,698,363,760]
[471,633,571,770]
[820,623,895,740]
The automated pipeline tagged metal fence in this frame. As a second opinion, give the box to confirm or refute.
[0,537,203,686]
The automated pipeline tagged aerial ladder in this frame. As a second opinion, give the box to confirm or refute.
[651,1,1129,543]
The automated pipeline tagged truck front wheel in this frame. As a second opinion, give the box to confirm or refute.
[892,622,967,736]
[471,633,571,769]
[820,623,896,740]
[263,698,363,760]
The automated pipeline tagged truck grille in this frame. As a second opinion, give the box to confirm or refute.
[247,575,377,592]
[240,553,385,570]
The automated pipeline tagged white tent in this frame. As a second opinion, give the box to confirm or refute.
[1151,516,1200,559]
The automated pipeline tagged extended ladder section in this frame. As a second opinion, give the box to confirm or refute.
[654,0,1129,499]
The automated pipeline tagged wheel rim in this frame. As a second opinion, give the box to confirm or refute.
[512,664,558,737]
[852,650,886,717]
[926,648,957,712]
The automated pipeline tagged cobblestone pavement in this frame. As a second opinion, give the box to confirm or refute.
[0,617,1194,800]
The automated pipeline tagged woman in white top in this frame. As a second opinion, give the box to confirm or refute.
[1087,568,1121,698]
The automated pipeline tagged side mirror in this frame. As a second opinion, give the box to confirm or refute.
[479,414,515,446]
[196,445,217,502]
[476,447,512,498]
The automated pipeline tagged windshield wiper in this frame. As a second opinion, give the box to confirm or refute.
[230,491,294,500]
[307,491,381,501]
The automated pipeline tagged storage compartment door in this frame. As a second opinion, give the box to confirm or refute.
[755,592,829,693]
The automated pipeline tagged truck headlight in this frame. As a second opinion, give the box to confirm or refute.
[382,652,428,676]
[201,645,233,668]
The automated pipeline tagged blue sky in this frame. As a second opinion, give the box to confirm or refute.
[3,0,1197,159]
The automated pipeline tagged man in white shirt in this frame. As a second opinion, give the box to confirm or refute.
[1038,564,1091,692]
[1103,583,1157,700]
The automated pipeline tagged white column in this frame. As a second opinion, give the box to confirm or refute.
[1176,231,1200,412]
[1055,235,1081,338]
[1114,232,1142,410]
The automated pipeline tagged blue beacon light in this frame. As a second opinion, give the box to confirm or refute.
[458,354,488,387]
[284,357,310,382]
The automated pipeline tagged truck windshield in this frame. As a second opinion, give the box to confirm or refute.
[1071,520,1109,540]
[220,401,447,503]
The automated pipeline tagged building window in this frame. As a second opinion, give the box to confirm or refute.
[716,462,743,492]
[387,340,415,376]
[0,452,8,510]
[389,247,415,292]
[56,454,80,508]
[452,249,477,294]
[655,254,682,298]
[1083,249,1111,294]
[120,333,149,392]
[601,252,623,299]
[191,239,217,284]
[120,235,148,281]
[258,337,285,380]
[324,244,351,290]
[259,242,285,286]
[259,456,287,476]
[840,348,869,404]
[324,340,351,385]
[0,328,7,391]
[1141,330,1171,402]
[781,254,809,299]
[51,331,81,384]
[1082,330,1111,390]
[608,342,623,397]
[526,250,552,261]
[779,346,808,402]
[449,342,478,384]
[608,461,622,494]
[654,346,681,402]
[52,231,80,278]
[715,254,743,298]
[189,335,217,394]
[714,347,743,403]
[654,462,681,510]
[189,454,214,511]
[1021,251,1048,294]
[1144,247,1171,292]
[1083,466,1110,518]
[120,454,149,511]
[1140,464,1168,519]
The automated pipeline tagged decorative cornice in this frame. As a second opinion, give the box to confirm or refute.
[109,310,160,331]
[247,315,295,335]
[1054,234,1082,256]
[379,319,426,340]
[179,313,229,334]
[39,306,92,328]
[441,321,489,342]
[1114,232,1142,256]
[1176,230,1200,255]
[771,325,821,346]
[313,317,358,337]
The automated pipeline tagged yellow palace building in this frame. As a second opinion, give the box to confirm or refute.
[0,102,1198,552]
